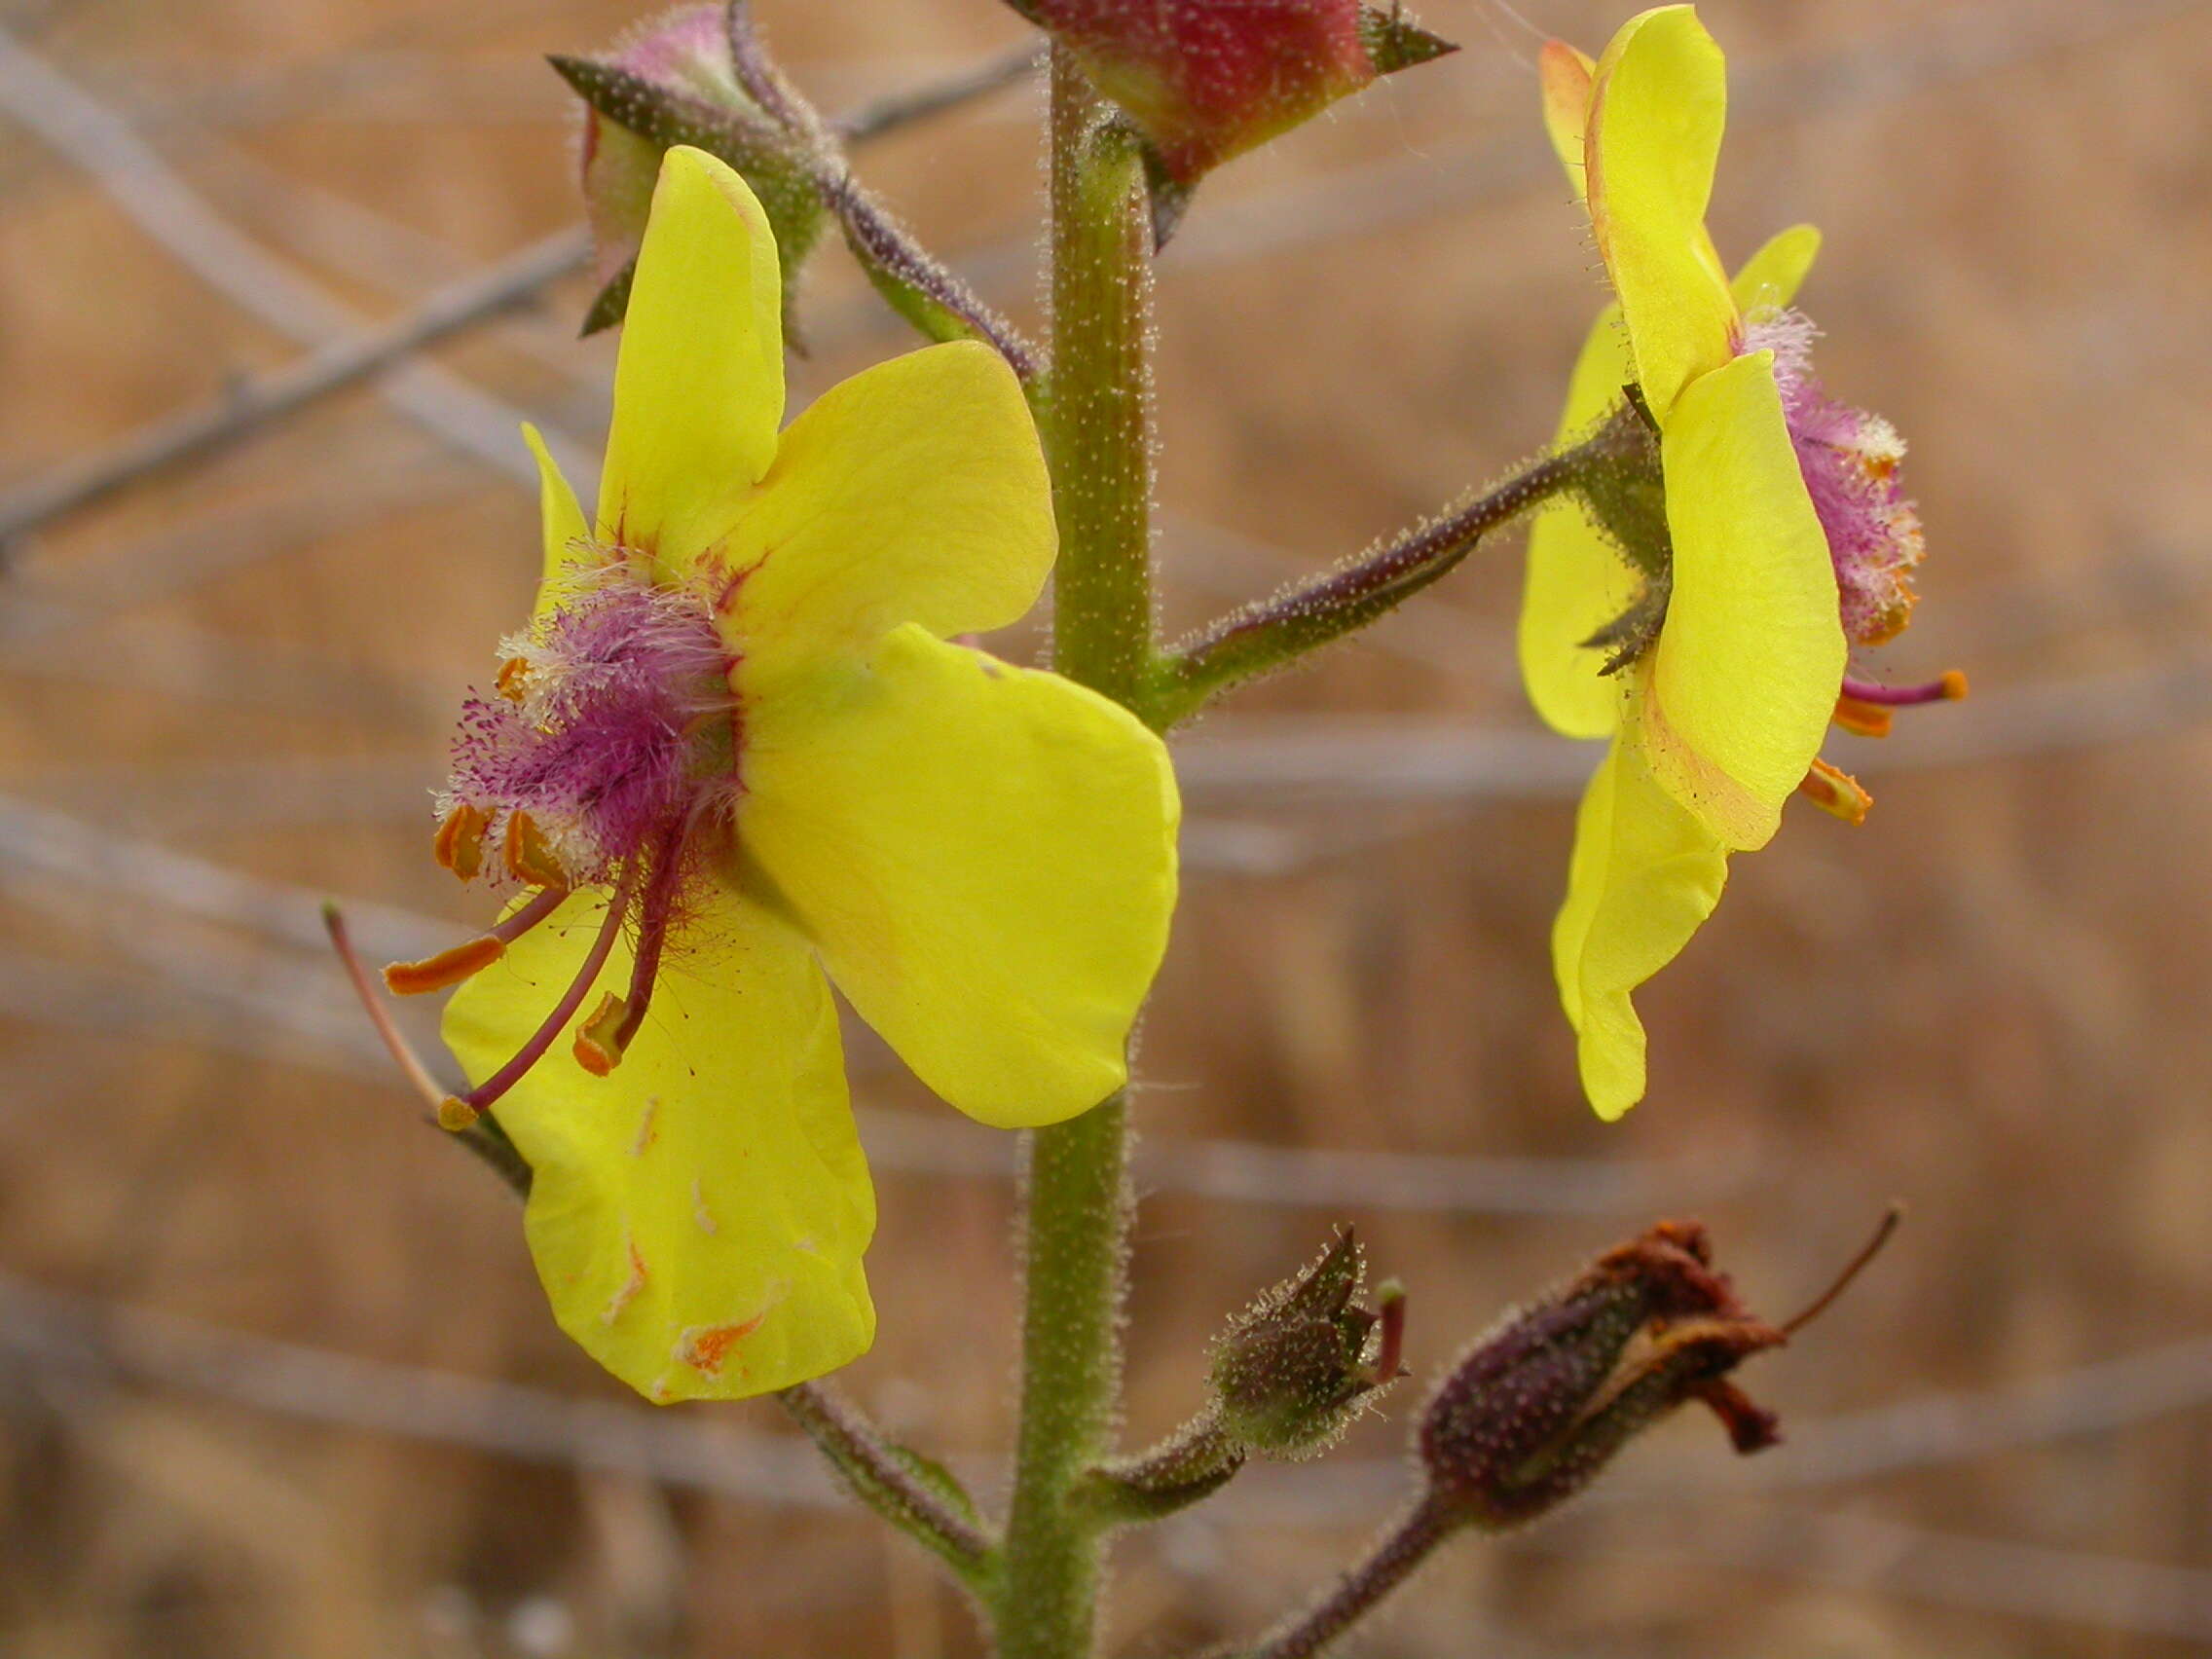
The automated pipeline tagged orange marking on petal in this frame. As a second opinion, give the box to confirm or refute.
[383,935,503,996]
[1799,758,1872,825]
[677,1314,767,1378]
[1832,696,1893,739]
[602,1239,647,1326]
[433,804,488,881]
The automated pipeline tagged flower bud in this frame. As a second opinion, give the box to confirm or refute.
[553,5,827,333]
[1418,1221,1789,1530]
[1007,1,1454,240]
[1210,1226,1407,1459]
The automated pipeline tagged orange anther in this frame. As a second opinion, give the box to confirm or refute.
[383,935,504,997]
[1799,758,1872,826]
[496,656,533,701]
[1937,669,1969,701]
[1832,696,1893,739]
[573,992,631,1078]
[433,803,489,882]
[503,812,569,890]
[1860,591,1919,647]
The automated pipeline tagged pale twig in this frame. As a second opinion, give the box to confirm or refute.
[1165,0,2203,275]
[1166,654,2212,805]
[837,41,1040,141]
[0,930,1712,1223]
[6,1272,2212,1641]
[1511,1499,2212,1646]
[0,792,1713,1218]
[0,226,590,540]
[0,29,1045,541]
[0,791,445,964]
[0,442,461,646]
[0,1269,837,1507]
[0,21,579,493]
[800,0,2194,356]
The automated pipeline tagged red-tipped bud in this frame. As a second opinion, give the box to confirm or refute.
[1008,1,1454,240]
[1209,1226,1408,1459]
[1417,1222,1790,1530]
[554,5,827,333]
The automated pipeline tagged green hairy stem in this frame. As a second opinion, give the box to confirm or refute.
[994,51,1157,1659]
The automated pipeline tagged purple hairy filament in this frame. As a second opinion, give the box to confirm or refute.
[1735,310,1966,795]
[1745,309,1929,651]
[381,569,743,1125]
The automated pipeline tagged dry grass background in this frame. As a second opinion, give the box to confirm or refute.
[1,0,2209,1652]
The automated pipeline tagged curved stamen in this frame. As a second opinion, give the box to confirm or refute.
[574,820,689,1076]
[1839,670,1967,708]
[382,885,569,997]
[442,864,640,1129]
[492,884,571,943]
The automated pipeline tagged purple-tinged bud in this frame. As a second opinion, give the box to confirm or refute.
[1210,1227,1408,1459]
[1418,1218,1885,1530]
[1006,1,1455,241]
[553,5,826,334]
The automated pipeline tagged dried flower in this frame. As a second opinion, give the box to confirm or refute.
[1419,1213,1893,1528]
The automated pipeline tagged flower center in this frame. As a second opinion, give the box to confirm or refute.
[379,569,742,1125]
[1743,310,1926,647]
[444,572,737,887]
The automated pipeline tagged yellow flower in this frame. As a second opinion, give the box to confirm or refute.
[1520,8,1951,1119]
[398,147,1179,1401]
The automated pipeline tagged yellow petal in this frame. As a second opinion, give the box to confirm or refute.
[1552,735,1730,1121]
[1639,350,1844,849]
[739,624,1180,1129]
[1730,223,1822,317]
[1521,302,1639,740]
[720,341,1055,684]
[1586,7,1737,419]
[1538,40,1597,196]
[524,423,591,622]
[445,886,875,1403]
[598,147,786,575]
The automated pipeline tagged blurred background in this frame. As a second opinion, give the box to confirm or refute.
[2,0,2209,1652]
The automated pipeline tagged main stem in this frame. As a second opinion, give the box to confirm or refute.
[996,51,1154,1659]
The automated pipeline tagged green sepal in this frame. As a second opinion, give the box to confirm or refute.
[579,258,635,339]
[1139,140,1197,251]
[549,55,828,336]
[1359,5,1459,75]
